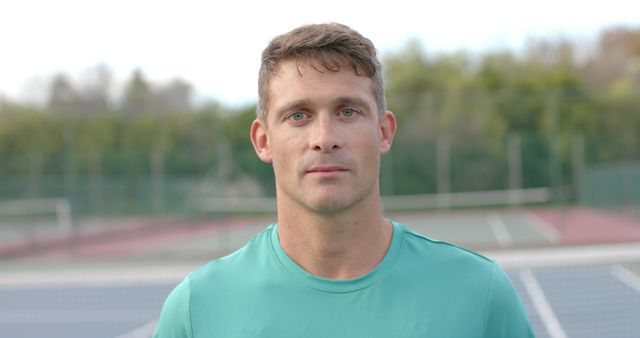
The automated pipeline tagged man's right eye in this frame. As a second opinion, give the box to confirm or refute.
[288,112,307,122]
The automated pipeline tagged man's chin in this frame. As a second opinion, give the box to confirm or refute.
[303,194,358,214]
[277,184,372,214]
[309,202,349,214]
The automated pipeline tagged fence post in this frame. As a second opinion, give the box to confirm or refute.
[548,92,564,204]
[151,147,165,212]
[89,148,103,214]
[381,148,395,196]
[437,136,451,209]
[571,133,585,203]
[508,133,523,206]
[63,112,77,208]
[28,150,43,198]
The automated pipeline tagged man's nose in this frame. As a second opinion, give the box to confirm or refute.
[309,115,342,152]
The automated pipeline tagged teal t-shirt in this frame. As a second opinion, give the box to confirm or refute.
[154,222,534,337]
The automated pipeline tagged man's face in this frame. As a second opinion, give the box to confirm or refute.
[251,59,395,214]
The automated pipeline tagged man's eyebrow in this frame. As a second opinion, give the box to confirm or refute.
[334,96,373,112]
[274,99,312,119]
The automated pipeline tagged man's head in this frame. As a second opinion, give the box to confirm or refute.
[257,23,386,121]
[251,23,396,215]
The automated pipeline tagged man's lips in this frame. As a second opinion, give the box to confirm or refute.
[305,165,349,173]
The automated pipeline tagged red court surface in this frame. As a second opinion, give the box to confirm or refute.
[0,216,273,259]
[3,207,640,259]
[534,207,640,245]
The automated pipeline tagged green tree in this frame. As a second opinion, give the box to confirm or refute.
[121,69,154,115]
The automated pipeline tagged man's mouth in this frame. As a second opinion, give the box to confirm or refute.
[306,165,349,174]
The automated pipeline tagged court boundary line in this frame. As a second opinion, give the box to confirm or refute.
[0,309,156,323]
[485,242,640,268]
[0,265,198,289]
[519,269,568,338]
[611,264,640,294]
[487,213,512,248]
[525,212,562,244]
[115,320,157,338]
[3,242,640,288]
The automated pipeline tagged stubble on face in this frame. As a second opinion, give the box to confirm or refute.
[264,60,384,216]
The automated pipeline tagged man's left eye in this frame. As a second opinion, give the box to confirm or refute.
[290,112,306,121]
[340,108,359,117]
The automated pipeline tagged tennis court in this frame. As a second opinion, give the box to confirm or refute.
[1,207,640,338]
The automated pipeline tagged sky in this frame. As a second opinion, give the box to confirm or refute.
[1,0,638,107]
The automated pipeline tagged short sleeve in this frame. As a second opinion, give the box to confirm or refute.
[153,276,193,338]
[483,263,536,338]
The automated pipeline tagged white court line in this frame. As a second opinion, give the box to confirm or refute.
[0,265,197,289]
[611,264,640,294]
[487,213,512,248]
[485,242,640,269]
[525,212,561,244]
[0,309,154,323]
[519,269,568,338]
[115,320,158,338]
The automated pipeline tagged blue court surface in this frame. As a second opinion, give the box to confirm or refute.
[1,211,639,338]
[2,259,639,338]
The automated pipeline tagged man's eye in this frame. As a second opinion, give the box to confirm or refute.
[288,112,306,121]
[340,108,359,117]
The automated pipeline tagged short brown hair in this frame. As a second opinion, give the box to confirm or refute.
[257,23,386,120]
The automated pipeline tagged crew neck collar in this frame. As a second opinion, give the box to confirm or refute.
[269,221,404,293]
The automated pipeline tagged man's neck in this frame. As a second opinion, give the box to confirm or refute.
[276,195,393,280]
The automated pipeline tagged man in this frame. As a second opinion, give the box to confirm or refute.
[154,23,535,337]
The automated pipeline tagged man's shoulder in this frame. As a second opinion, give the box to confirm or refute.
[394,221,505,296]
[188,224,275,284]
[394,222,496,271]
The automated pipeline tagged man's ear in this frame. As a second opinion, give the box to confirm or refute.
[379,111,396,154]
[250,119,272,163]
